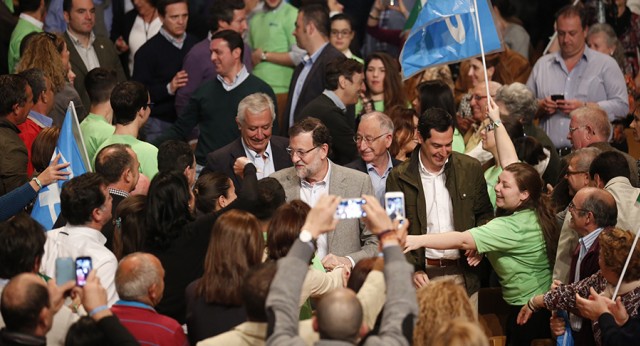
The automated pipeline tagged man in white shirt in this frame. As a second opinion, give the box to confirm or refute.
[271,117,378,270]
[41,172,119,305]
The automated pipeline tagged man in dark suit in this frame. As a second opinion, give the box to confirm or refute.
[203,93,291,191]
[346,111,400,204]
[63,0,126,112]
[299,56,361,165]
[283,4,345,134]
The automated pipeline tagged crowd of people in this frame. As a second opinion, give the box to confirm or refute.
[2,0,640,345]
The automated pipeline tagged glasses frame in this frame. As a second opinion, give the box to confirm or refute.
[568,201,590,215]
[286,145,320,158]
[353,133,390,145]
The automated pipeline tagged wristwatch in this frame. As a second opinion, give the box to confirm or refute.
[299,229,313,243]
[261,51,268,61]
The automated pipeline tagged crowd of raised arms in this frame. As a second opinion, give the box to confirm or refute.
[2,0,640,345]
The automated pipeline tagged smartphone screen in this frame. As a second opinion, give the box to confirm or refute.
[335,198,367,219]
[385,193,406,221]
[550,94,564,101]
[75,257,92,287]
[55,257,75,285]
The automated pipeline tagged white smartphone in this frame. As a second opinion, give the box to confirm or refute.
[335,198,367,219]
[385,192,406,221]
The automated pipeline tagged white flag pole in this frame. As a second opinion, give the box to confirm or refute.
[612,227,640,299]
[471,0,491,103]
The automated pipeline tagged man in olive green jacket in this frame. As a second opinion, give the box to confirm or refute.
[386,108,493,297]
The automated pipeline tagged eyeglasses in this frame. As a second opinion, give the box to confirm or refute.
[472,94,495,101]
[286,146,319,158]
[568,125,588,133]
[330,29,352,37]
[353,133,389,145]
[565,170,586,177]
[568,201,590,214]
[145,102,155,109]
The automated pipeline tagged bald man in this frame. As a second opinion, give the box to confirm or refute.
[110,252,187,346]
[0,273,73,343]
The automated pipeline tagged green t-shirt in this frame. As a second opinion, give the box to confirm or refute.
[452,128,465,153]
[96,134,159,179]
[484,165,502,210]
[249,3,298,94]
[469,210,552,305]
[80,113,115,163]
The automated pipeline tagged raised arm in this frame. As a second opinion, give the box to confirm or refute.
[487,98,518,168]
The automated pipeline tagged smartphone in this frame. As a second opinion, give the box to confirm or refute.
[550,94,564,101]
[385,192,406,221]
[75,257,92,287]
[55,257,75,285]
[335,198,367,219]
[382,0,396,6]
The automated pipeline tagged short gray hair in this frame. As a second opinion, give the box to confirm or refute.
[494,82,538,125]
[569,147,601,172]
[360,111,394,134]
[571,106,611,139]
[236,93,275,124]
[115,252,162,301]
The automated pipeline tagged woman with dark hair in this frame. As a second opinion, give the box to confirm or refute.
[112,195,146,260]
[266,200,346,313]
[193,172,237,215]
[145,162,259,325]
[185,209,264,344]
[357,52,407,116]
[404,160,559,344]
[31,126,61,175]
[519,228,640,346]
[413,80,465,153]
[387,106,419,161]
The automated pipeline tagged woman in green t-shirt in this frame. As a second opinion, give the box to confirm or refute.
[356,52,406,116]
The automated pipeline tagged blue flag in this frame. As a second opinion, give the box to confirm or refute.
[31,103,90,230]
[400,0,502,79]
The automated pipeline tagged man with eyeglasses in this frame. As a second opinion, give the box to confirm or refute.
[555,187,617,345]
[346,111,399,204]
[464,81,501,165]
[387,108,493,304]
[270,117,377,271]
[299,55,362,165]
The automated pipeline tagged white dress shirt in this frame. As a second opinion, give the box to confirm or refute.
[300,163,331,259]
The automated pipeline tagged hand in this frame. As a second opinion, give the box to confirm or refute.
[557,98,585,114]
[394,218,409,248]
[465,249,483,267]
[47,278,76,315]
[233,157,252,179]
[387,0,408,16]
[549,311,566,337]
[413,271,429,288]
[36,153,71,186]
[608,296,629,326]
[486,97,500,122]
[545,183,554,197]
[361,195,393,234]
[517,304,534,325]
[551,279,563,290]
[79,271,108,316]
[302,195,340,238]
[251,48,263,66]
[540,96,558,115]
[169,70,188,94]
[457,115,473,134]
[322,254,352,271]
[115,36,129,53]
[403,235,425,253]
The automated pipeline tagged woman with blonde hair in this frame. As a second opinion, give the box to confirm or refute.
[429,319,489,346]
[414,279,477,346]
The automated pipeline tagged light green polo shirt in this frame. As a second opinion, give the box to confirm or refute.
[249,2,298,94]
[469,209,552,305]
[484,165,502,209]
[80,113,115,163]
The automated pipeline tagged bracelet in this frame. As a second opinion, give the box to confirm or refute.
[527,297,538,312]
[492,119,502,128]
[369,13,380,20]
[31,177,42,189]
[89,305,109,317]
[377,229,395,240]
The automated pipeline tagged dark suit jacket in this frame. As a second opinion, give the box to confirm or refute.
[202,136,292,191]
[64,32,126,111]
[282,43,345,134]
[299,93,357,165]
[345,156,402,174]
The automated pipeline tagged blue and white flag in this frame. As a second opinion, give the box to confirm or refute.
[31,102,91,230]
[400,0,502,79]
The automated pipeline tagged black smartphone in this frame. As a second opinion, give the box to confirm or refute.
[75,257,92,287]
[550,94,564,101]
